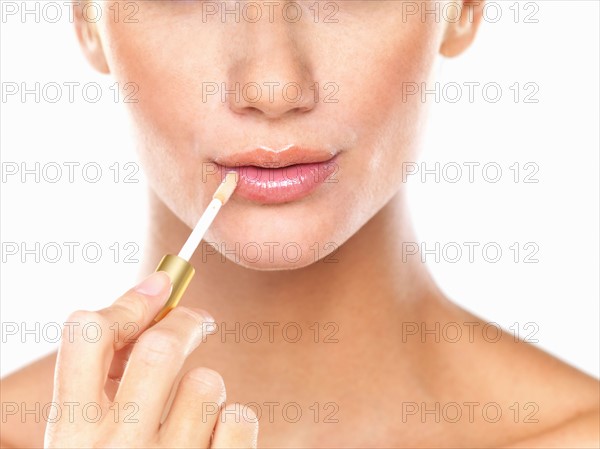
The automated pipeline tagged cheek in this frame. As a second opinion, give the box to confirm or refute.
[306,19,444,227]
[336,20,444,180]
[98,14,220,227]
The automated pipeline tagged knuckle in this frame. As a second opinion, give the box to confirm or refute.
[181,367,226,401]
[110,292,151,323]
[164,307,211,343]
[170,306,207,327]
[62,310,106,342]
[64,309,99,327]
[136,327,181,359]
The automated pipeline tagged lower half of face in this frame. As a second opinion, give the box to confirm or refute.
[98,1,445,270]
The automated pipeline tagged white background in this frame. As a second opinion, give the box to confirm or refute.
[1,1,599,378]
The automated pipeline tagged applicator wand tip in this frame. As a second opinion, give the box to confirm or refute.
[213,171,238,205]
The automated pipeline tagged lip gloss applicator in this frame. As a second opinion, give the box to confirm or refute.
[153,172,238,322]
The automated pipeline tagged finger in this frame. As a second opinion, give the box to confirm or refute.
[113,306,214,436]
[104,343,135,400]
[159,368,227,448]
[108,343,135,382]
[97,271,173,352]
[97,271,172,384]
[211,403,259,449]
[53,271,171,405]
[54,309,113,405]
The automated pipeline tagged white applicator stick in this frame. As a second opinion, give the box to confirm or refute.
[179,172,239,261]
[153,172,238,322]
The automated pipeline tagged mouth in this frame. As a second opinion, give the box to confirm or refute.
[213,146,340,204]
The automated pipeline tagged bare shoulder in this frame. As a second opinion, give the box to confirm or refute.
[0,351,57,449]
[502,345,600,448]
[435,301,599,448]
[505,406,600,448]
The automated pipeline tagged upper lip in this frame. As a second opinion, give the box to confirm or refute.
[213,146,338,169]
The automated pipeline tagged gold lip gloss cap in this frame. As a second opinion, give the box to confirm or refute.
[153,254,195,322]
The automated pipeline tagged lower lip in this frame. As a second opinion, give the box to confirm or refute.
[217,156,339,204]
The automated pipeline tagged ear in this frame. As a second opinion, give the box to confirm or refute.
[73,1,110,73]
[440,0,486,57]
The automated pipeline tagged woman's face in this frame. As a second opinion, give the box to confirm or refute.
[79,1,479,270]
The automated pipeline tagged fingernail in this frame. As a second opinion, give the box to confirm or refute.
[134,271,171,296]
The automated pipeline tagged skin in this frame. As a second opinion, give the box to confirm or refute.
[1,1,599,447]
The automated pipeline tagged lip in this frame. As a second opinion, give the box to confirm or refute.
[214,147,340,204]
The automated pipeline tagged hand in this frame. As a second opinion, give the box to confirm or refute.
[44,271,258,448]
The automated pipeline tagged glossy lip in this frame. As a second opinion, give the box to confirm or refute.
[214,146,337,168]
[214,146,340,204]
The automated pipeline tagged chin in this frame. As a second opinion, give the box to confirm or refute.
[203,196,353,271]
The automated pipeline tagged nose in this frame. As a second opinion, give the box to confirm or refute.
[227,19,316,120]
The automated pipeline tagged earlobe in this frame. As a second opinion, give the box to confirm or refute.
[440,0,486,57]
[73,2,110,74]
